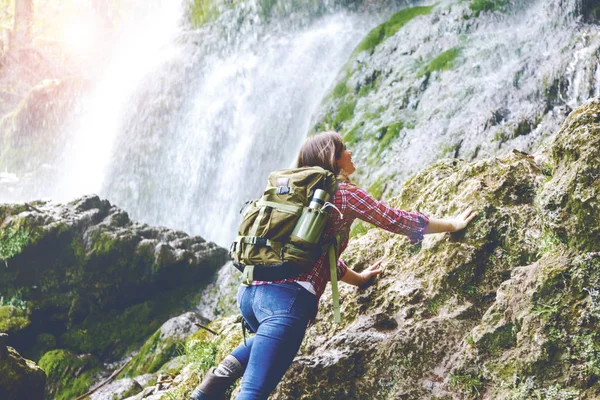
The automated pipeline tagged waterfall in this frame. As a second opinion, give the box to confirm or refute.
[2,1,378,247]
[99,7,375,247]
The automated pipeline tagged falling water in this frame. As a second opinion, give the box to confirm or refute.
[1,1,379,248]
[99,8,375,247]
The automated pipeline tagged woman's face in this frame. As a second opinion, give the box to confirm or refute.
[336,143,356,175]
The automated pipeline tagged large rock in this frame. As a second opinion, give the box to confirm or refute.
[538,98,600,252]
[266,99,600,399]
[121,312,207,377]
[0,195,228,372]
[38,348,100,400]
[0,333,46,400]
[142,99,600,399]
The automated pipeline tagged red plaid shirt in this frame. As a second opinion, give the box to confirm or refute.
[252,181,429,301]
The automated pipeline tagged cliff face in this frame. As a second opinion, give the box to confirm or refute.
[312,0,600,201]
[117,98,598,400]
[268,98,599,399]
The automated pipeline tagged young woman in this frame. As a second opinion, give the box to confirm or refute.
[191,131,477,400]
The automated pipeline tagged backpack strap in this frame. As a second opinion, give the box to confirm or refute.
[264,186,295,196]
[242,265,255,286]
[255,200,302,215]
[328,233,342,323]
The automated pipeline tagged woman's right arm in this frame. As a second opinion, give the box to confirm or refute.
[344,185,476,241]
[343,185,430,243]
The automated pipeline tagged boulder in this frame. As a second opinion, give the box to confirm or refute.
[538,98,600,252]
[0,333,46,400]
[38,349,100,400]
[121,312,207,377]
[89,378,142,400]
[0,195,228,359]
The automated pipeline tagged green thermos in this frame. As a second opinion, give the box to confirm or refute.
[291,189,329,244]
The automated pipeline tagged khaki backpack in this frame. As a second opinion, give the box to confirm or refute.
[231,166,338,282]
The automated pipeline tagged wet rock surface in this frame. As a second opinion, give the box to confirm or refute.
[312,0,600,200]
[0,333,46,400]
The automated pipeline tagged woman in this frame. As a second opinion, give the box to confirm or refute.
[191,131,477,400]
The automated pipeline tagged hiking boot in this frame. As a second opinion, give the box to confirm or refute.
[190,355,243,400]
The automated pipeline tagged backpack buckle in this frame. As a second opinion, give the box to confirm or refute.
[276,186,291,195]
[250,237,268,247]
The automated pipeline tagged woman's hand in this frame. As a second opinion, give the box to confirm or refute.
[423,207,478,234]
[450,207,478,232]
[358,259,384,288]
[340,259,384,288]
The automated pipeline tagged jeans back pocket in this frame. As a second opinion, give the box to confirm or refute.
[257,283,301,316]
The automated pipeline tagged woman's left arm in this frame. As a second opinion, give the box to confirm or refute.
[340,260,383,287]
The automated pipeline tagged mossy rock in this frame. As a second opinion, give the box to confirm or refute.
[0,305,31,333]
[0,195,228,362]
[38,349,101,400]
[0,335,46,400]
[353,5,435,55]
[538,98,600,253]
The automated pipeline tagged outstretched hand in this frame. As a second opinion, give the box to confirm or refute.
[451,207,478,232]
[359,259,384,288]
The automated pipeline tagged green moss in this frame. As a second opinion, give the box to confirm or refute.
[349,220,374,239]
[333,99,357,130]
[418,47,461,78]
[38,349,100,400]
[185,339,218,373]
[477,323,518,355]
[537,231,563,256]
[380,122,403,151]
[449,371,484,397]
[189,0,220,27]
[370,122,404,160]
[354,5,435,54]
[27,333,57,362]
[343,127,360,146]
[0,305,31,332]
[357,75,380,98]
[0,226,31,261]
[469,0,508,17]
[332,82,348,99]
[259,0,276,19]
[61,301,159,358]
[120,331,175,376]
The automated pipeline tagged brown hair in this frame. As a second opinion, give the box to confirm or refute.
[296,131,345,176]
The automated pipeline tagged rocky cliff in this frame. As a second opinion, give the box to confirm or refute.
[110,98,599,400]
[0,195,228,400]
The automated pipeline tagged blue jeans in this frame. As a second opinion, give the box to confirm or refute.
[230,282,317,400]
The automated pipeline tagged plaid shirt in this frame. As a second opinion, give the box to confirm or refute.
[252,181,429,301]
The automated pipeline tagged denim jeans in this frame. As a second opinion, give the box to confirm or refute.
[230,282,317,400]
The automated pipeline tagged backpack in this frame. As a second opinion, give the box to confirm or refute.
[231,166,338,283]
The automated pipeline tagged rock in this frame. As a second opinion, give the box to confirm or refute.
[538,98,600,252]
[133,373,156,388]
[38,349,100,400]
[150,99,600,399]
[0,195,228,364]
[312,0,600,200]
[120,312,207,377]
[0,334,46,400]
[89,378,142,400]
